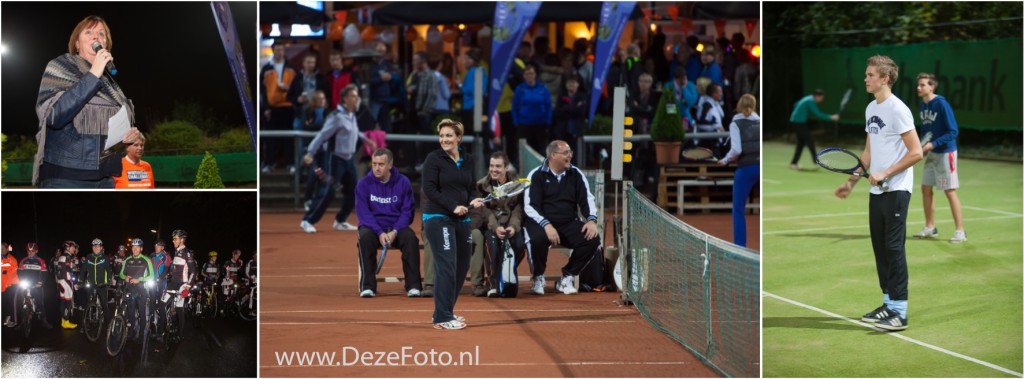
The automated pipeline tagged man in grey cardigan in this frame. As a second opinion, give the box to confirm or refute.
[299,84,377,233]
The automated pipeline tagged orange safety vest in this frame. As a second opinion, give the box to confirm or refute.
[114,156,155,189]
[1,255,18,293]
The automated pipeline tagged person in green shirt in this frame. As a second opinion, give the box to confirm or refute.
[790,89,839,169]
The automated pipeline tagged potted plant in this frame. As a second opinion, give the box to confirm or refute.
[650,88,685,164]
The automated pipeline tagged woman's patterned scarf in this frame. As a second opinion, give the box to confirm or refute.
[33,53,134,184]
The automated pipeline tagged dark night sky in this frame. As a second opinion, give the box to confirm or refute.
[1,191,257,264]
[1,1,257,137]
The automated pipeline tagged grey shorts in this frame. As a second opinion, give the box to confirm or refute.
[921,150,959,190]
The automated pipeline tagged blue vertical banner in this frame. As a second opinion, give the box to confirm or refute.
[589,1,635,127]
[487,1,542,137]
[211,2,257,151]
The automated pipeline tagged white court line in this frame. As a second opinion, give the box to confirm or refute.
[261,361,694,369]
[763,189,832,198]
[765,206,1021,222]
[963,205,1023,217]
[763,178,782,185]
[263,320,634,326]
[764,215,1020,235]
[763,292,1024,378]
[261,308,634,314]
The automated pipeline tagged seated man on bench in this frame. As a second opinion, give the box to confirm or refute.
[523,140,600,295]
[355,148,422,298]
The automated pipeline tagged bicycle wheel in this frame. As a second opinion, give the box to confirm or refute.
[238,294,257,321]
[203,292,218,319]
[165,305,180,345]
[140,304,150,364]
[106,315,128,357]
[85,297,103,342]
[18,298,33,338]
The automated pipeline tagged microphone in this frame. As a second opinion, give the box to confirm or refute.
[91,41,117,76]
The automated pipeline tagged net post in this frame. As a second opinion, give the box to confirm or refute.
[619,180,632,305]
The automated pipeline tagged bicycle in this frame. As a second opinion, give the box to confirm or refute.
[220,281,241,318]
[106,281,151,357]
[13,280,38,338]
[153,287,185,351]
[82,283,106,342]
[237,279,257,321]
[194,281,218,320]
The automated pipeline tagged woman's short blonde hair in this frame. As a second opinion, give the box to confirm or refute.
[68,15,112,55]
[735,94,757,116]
[436,118,464,136]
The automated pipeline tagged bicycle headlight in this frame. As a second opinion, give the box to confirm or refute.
[19,280,30,289]
[85,283,92,289]
[145,280,155,288]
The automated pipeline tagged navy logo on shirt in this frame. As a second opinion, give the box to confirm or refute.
[867,115,887,134]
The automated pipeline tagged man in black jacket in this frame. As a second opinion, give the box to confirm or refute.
[523,140,600,295]
[80,238,113,323]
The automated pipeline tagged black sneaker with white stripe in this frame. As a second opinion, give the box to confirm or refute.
[861,304,894,323]
[875,314,908,331]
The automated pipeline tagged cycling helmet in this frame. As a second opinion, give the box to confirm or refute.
[27,242,39,252]
[171,229,188,239]
[208,251,219,257]
[91,238,103,246]
[131,238,144,246]
[118,245,126,251]
[64,241,79,250]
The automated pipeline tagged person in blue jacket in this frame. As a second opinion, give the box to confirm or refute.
[513,65,553,155]
[912,73,966,243]
[354,148,421,298]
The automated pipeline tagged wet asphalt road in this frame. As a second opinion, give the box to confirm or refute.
[1,308,256,377]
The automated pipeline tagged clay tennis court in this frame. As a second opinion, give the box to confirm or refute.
[259,210,758,377]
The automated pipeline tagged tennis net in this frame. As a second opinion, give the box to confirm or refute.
[624,184,760,378]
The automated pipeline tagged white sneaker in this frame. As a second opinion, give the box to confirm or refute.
[407,288,421,297]
[433,320,466,330]
[303,200,312,212]
[288,165,297,175]
[531,276,545,295]
[912,226,937,239]
[360,289,375,298]
[486,289,498,298]
[300,220,317,233]
[261,165,272,173]
[333,221,357,231]
[949,230,967,243]
[555,275,578,295]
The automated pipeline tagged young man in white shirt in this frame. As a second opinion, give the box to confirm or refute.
[834,55,922,331]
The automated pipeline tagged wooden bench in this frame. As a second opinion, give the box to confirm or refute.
[657,163,759,215]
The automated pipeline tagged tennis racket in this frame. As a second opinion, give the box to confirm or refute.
[838,88,853,113]
[482,178,531,203]
[920,131,933,146]
[815,147,889,191]
[681,147,718,162]
[375,227,392,275]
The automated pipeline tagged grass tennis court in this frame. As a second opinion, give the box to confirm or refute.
[761,141,1023,377]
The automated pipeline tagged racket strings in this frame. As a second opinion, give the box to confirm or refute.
[816,151,860,171]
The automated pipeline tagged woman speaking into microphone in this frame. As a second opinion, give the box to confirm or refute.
[33,15,140,188]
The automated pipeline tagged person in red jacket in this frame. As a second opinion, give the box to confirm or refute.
[2,242,19,327]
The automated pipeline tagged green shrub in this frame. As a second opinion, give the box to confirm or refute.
[586,114,613,136]
[651,89,685,142]
[2,135,38,161]
[148,120,204,154]
[213,128,254,153]
[194,152,225,189]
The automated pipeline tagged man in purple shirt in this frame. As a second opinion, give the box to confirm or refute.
[354,148,421,298]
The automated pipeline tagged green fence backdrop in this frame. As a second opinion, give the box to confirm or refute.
[802,38,1022,131]
[3,152,256,185]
